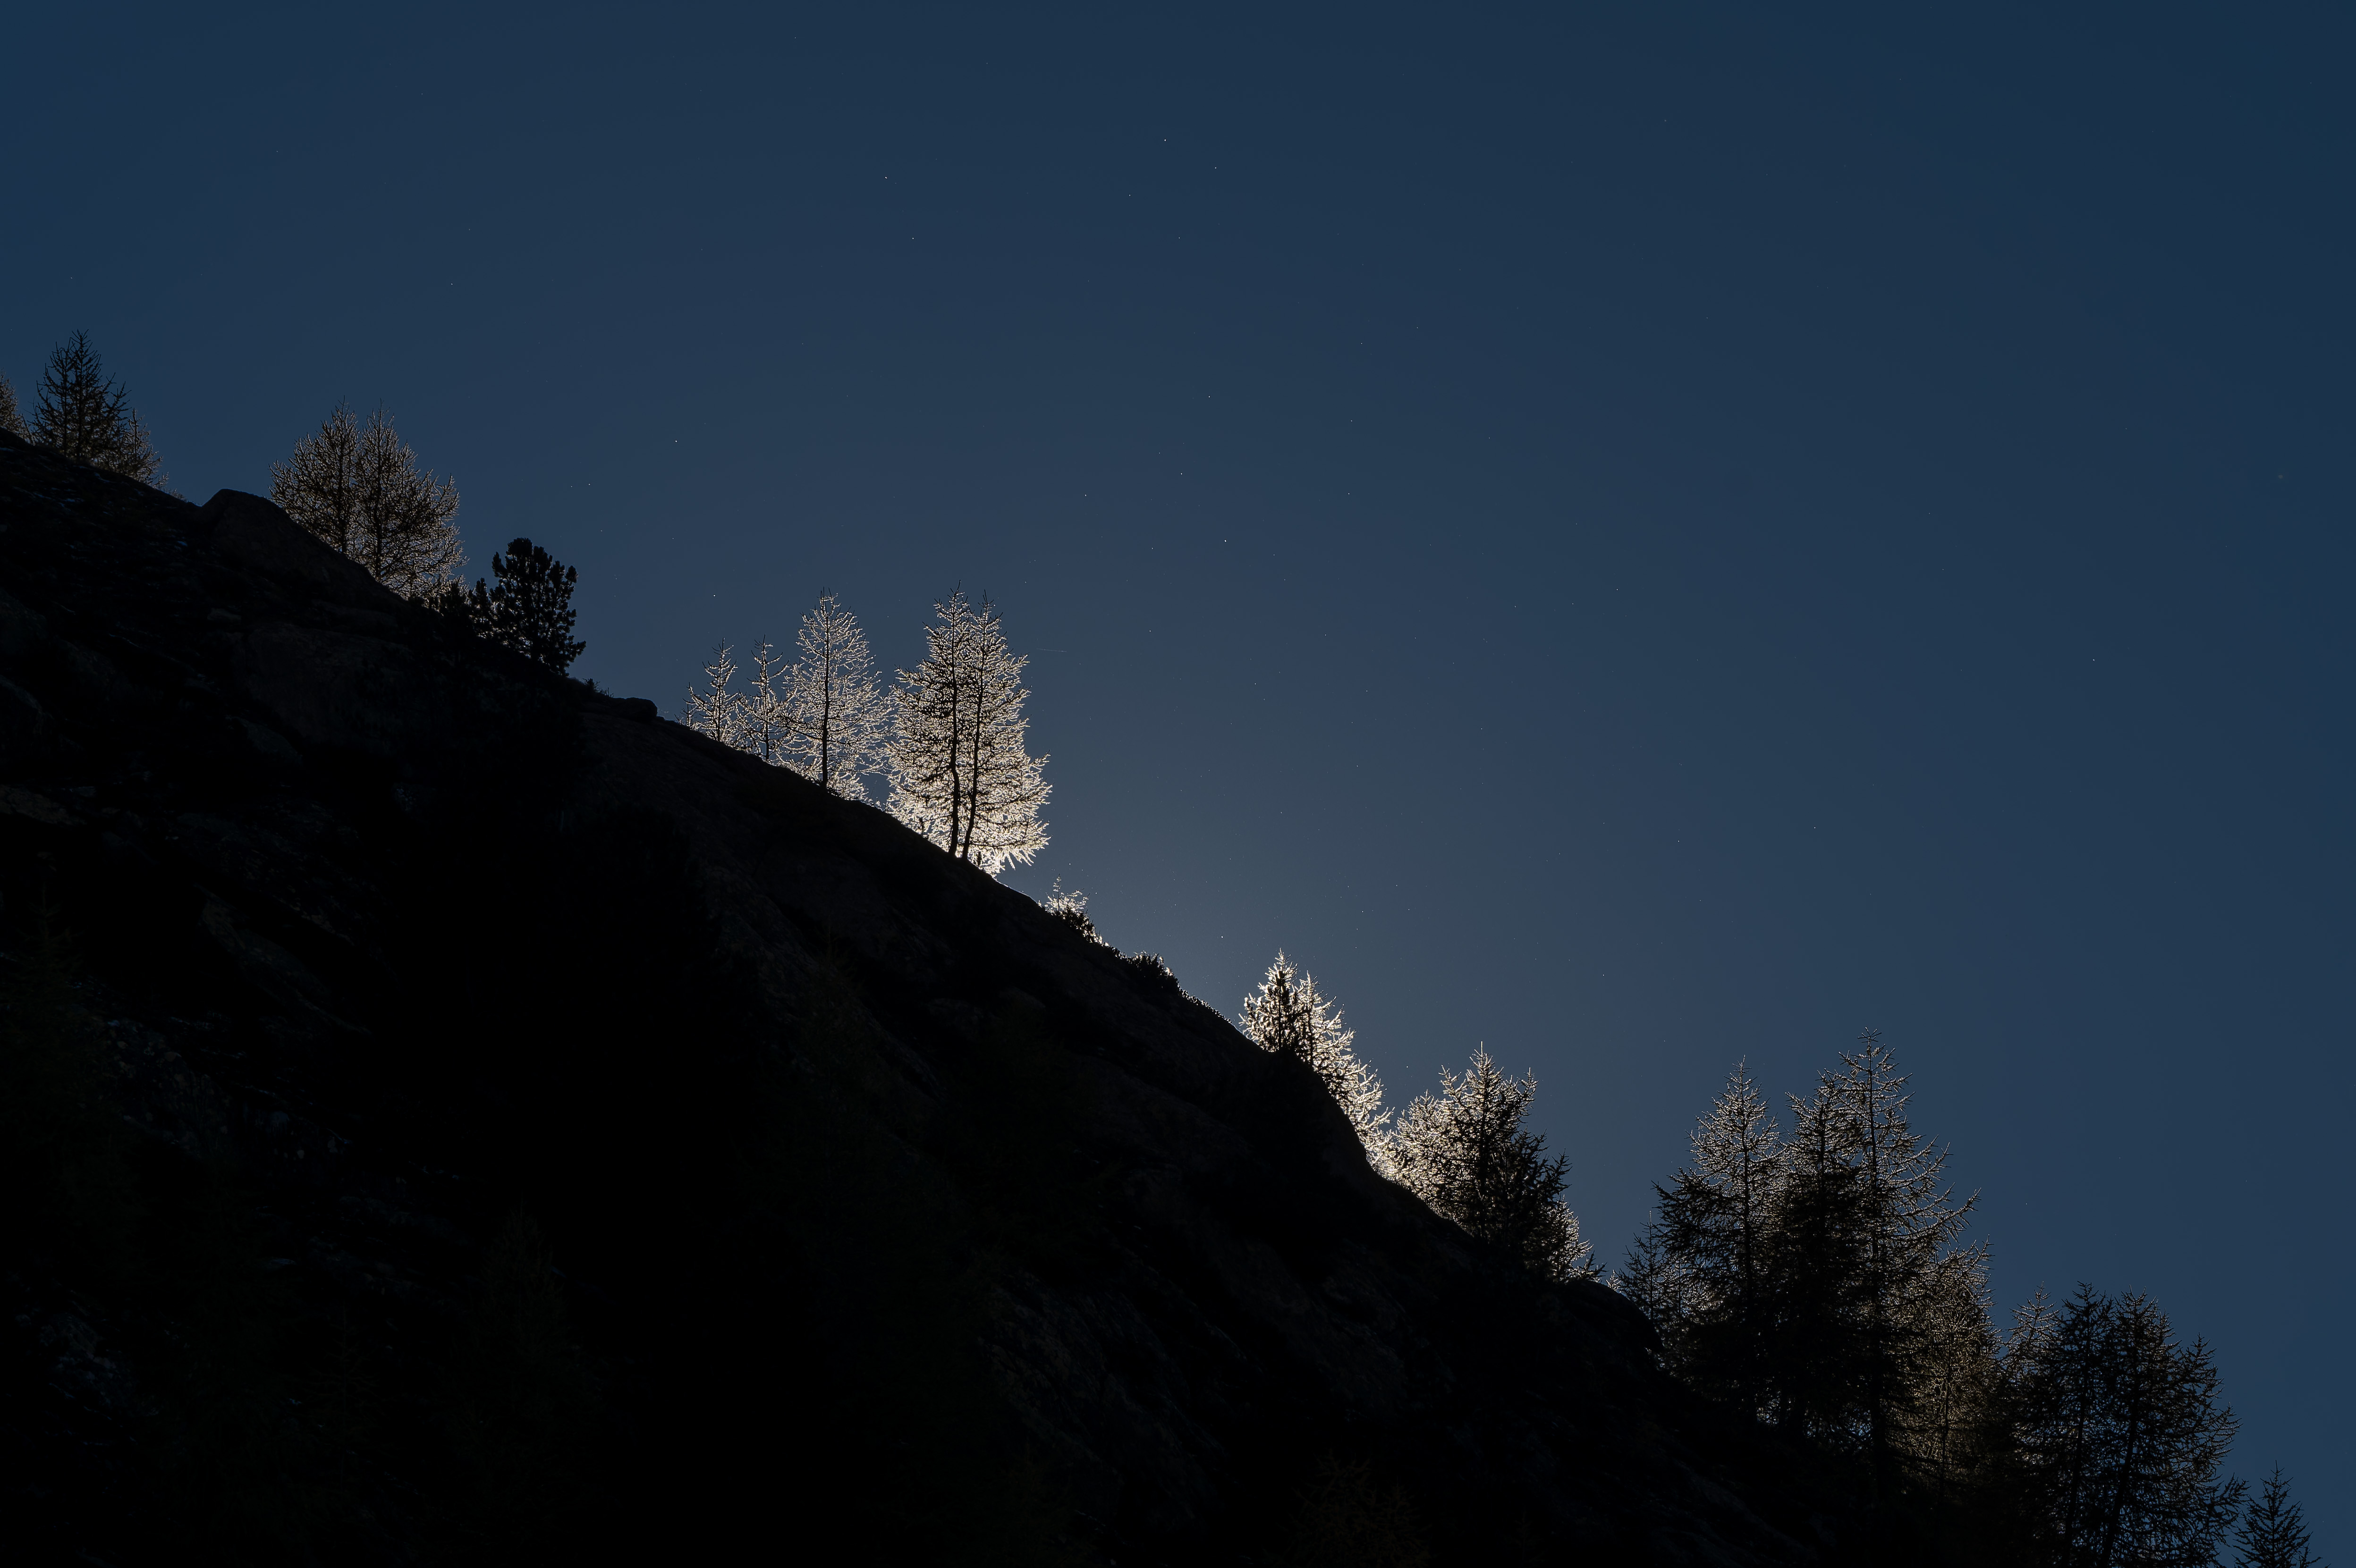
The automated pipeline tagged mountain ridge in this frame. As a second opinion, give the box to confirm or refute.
[0,430,1853,1564]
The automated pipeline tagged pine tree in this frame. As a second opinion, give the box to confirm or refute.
[1393,1047,1592,1281]
[472,539,585,673]
[2004,1284,2245,1568]
[2233,1467,2325,1568]
[0,371,26,438]
[887,591,1050,873]
[1630,1063,1785,1411]
[1237,952,1391,1165]
[29,331,165,486]
[778,592,888,798]
[271,402,465,599]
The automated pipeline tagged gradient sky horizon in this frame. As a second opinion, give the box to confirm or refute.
[7,3,2349,1543]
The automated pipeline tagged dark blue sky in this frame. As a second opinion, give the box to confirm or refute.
[8,2,2349,1538]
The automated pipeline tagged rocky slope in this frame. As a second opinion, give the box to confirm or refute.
[0,430,1849,1565]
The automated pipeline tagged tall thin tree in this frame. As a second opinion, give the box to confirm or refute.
[0,371,26,438]
[1631,1063,1785,1412]
[29,332,164,486]
[779,592,888,798]
[887,591,1049,873]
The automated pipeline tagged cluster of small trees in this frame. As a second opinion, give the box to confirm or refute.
[1234,953,1593,1281]
[2,342,585,675]
[687,590,1051,873]
[1622,1039,2328,1565]
[3,332,169,488]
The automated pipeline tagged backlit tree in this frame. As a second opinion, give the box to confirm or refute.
[778,593,888,798]
[1631,1063,1785,1411]
[685,643,751,749]
[1238,952,1390,1166]
[887,591,1049,873]
[449,538,585,673]
[30,331,164,486]
[1393,1046,1591,1281]
[2001,1285,2244,1567]
[271,401,464,598]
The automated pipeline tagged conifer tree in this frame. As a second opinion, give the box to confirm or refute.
[0,371,26,438]
[887,591,1049,873]
[271,401,465,599]
[2233,1467,2326,1568]
[1829,1031,1986,1487]
[29,331,165,486]
[778,592,888,798]
[1631,1064,1785,1411]
[1393,1047,1592,1280]
[454,539,585,673]
[2003,1284,2245,1568]
[1238,952,1390,1165]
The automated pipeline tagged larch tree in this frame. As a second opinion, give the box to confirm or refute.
[2232,1467,2326,1568]
[887,591,1049,873]
[1392,1046,1592,1281]
[1829,1031,1988,1490]
[29,332,165,487]
[0,371,26,438]
[271,401,465,599]
[685,643,751,750]
[1237,952,1390,1167]
[778,592,888,798]
[1628,1063,1785,1412]
[443,538,585,673]
[2002,1284,2244,1568]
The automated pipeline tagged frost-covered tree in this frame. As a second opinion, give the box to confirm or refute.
[1238,952,1390,1165]
[271,401,464,599]
[1393,1047,1592,1281]
[1628,1064,1785,1411]
[2233,1467,2326,1568]
[443,538,585,672]
[30,332,165,486]
[741,639,795,764]
[887,591,1049,873]
[685,643,752,748]
[2001,1285,2244,1568]
[778,592,888,798]
[0,371,26,438]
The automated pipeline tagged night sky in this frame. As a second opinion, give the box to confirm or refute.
[8,3,2349,1541]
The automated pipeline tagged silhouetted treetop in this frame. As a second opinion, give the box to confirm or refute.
[29,332,164,487]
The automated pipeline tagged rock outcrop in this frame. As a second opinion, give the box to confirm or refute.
[0,431,1847,1564]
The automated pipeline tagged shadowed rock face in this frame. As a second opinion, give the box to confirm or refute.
[0,432,1847,1565]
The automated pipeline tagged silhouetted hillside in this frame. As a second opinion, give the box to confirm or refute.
[0,430,1863,1564]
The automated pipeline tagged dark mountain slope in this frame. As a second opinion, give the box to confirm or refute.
[0,431,1850,1564]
